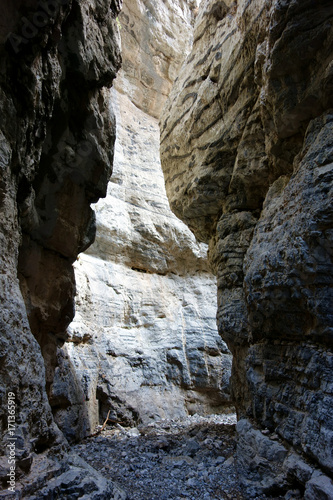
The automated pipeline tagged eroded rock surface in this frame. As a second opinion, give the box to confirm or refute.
[0,0,121,495]
[59,0,232,436]
[116,0,198,119]
[161,0,333,496]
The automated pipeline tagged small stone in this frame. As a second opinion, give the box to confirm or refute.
[187,477,198,487]
[223,456,234,467]
[285,489,302,499]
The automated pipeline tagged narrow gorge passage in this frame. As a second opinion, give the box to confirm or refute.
[64,1,239,497]
[0,0,332,498]
[54,0,233,442]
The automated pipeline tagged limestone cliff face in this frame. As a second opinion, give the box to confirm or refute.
[57,0,232,435]
[161,0,333,496]
[115,0,198,119]
[0,0,121,494]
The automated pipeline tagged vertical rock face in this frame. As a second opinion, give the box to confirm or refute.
[115,0,198,119]
[161,0,333,496]
[0,0,121,492]
[60,0,232,436]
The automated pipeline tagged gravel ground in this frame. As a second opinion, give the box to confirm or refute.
[73,413,247,500]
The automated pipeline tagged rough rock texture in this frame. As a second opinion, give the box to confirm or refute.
[74,414,241,500]
[161,0,333,496]
[115,0,198,119]
[0,0,121,495]
[59,0,232,438]
[63,90,231,433]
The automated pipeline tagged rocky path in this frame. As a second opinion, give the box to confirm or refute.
[73,414,246,500]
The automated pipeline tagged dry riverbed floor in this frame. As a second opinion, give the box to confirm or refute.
[73,414,286,500]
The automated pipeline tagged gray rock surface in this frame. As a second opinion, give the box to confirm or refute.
[161,0,333,496]
[58,0,232,437]
[27,452,126,500]
[2,0,332,496]
[0,0,121,495]
[304,475,333,500]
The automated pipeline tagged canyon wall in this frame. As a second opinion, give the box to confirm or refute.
[115,0,198,119]
[57,0,232,436]
[161,0,333,497]
[0,0,123,496]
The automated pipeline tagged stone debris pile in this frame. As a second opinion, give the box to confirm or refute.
[73,414,287,500]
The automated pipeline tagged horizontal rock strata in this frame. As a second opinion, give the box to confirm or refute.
[160,0,333,496]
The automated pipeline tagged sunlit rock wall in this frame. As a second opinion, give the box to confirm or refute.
[115,0,198,119]
[160,0,333,497]
[58,0,232,434]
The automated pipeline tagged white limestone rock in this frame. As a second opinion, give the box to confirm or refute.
[65,89,231,430]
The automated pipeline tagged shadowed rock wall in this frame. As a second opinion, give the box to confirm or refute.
[161,0,333,496]
[0,0,122,495]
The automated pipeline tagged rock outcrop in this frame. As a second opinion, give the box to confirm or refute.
[0,0,122,495]
[58,0,232,437]
[161,0,333,496]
